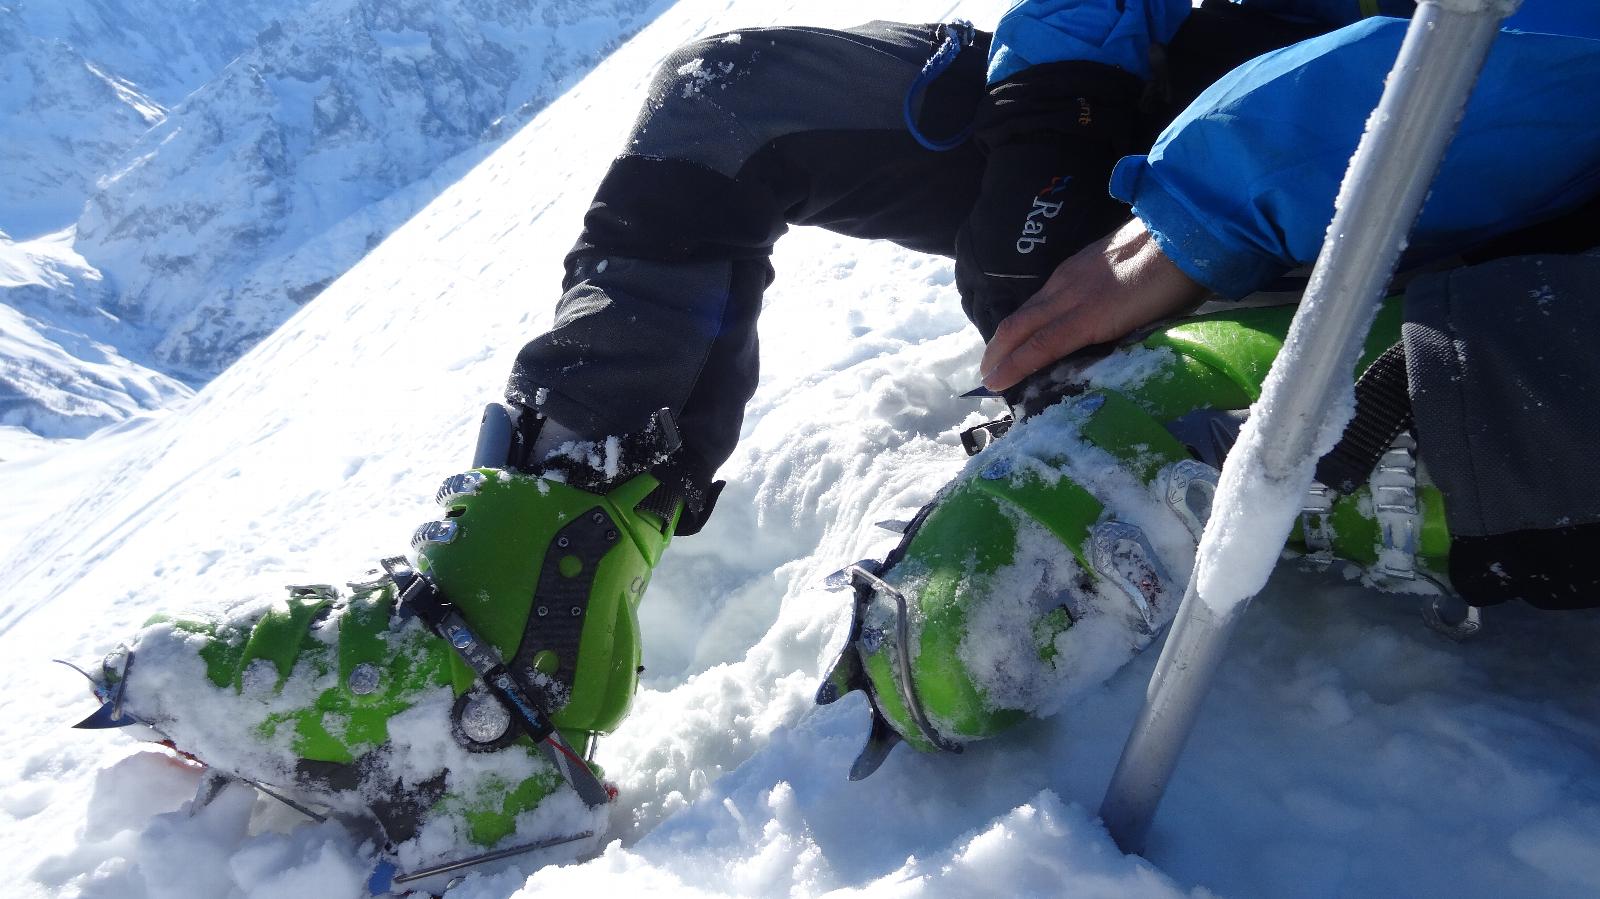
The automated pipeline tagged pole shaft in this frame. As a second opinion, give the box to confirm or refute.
[1099,1,1514,855]
[1258,2,1507,478]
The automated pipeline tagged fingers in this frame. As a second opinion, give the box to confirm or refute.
[977,219,1208,392]
[979,241,1114,390]
[978,234,1114,385]
[979,297,1056,381]
[981,305,1095,391]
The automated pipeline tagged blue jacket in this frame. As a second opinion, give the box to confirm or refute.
[994,3,1600,296]
[988,0,1417,82]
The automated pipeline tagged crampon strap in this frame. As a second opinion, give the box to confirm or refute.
[1315,342,1412,493]
[382,557,611,808]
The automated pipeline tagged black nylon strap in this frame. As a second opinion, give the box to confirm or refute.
[385,559,556,743]
[385,557,614,808]
[1316,342,1412,494]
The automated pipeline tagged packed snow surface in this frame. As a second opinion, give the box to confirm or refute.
[1,1,1597,897]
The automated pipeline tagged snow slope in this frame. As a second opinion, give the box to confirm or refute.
[2,1,1598,897]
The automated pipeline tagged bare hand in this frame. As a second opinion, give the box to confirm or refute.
[979,218,1208,391]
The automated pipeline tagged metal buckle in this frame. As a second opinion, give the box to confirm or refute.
[411,519,459,550]
[1163,459,1218,541]
[436,471,488,506]
[1089,521,1171,633]
[1368,432,1422,584]
[1299,483,1337,569]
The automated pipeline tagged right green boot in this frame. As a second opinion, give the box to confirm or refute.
[64,403,683,891]
[820,299,1454,778]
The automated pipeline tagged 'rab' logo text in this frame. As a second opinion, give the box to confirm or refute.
[1016,176,1070,254]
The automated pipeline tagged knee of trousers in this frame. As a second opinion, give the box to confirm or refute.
[629,30,807,179]
[628,23,946,179]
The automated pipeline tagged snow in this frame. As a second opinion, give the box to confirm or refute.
[0,1,1598,898]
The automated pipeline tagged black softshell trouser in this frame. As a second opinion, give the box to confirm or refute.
[507,11,1306,492]
[508,22,992,491]
[506,17,1600,607]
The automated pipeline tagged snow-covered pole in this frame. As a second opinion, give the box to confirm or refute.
[1099,0,1519,854]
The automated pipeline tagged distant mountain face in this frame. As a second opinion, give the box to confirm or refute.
[0,0,664,441]
[0,14,162,237]
[0,229,193,450]
[0,0,301,236]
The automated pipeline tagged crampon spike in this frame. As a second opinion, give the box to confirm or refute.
[70,701,137,729]
[823,559,879,591]
[55,658,140,729]
[849,712,903,781]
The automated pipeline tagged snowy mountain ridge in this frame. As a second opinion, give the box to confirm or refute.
[0,0,667,446]
[1,1,1597,897]
[0,0,298,235]
[0,228,191,452]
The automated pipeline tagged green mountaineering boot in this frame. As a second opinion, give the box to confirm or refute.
[63,403,683,892]
[820,299,1454,778]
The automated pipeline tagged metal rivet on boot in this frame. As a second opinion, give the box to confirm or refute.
[556,536,570,548]
[348,662,381,695]
[537,606,548,617]
[591,511,606,525]
[457,692,512,744]
[569,606,581,616]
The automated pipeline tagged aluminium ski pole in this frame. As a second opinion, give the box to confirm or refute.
[1099,0,1521,855]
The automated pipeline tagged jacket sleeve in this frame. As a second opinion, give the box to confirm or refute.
[988,0,1193,83]
[1108,17,1600,298]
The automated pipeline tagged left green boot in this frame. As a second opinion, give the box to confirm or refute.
[65,405,682,890]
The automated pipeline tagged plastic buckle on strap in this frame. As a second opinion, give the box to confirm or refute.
[959,417,1013,456]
